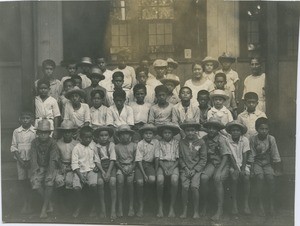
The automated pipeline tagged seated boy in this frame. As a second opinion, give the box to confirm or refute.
[58,78,74,118]
[225,121,251,215]
[135,124,158,217]
[90,89,108,127]
[10,111,36,213]
[115,125,137,217]
[237,92,266,139]
[72,75,83,89]
[71,126,100,217]
[96,57,113,88]
[94,126,117,219]
[160,74,181,105]
[29,119,59,218]
[155,123,180,218]
[201,118,230,221]
[179,120,207,219]
[197,90,211,138]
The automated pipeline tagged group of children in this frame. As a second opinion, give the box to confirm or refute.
[11,53,281,221]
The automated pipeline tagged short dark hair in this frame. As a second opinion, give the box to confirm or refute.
[135,66,149,78]
[133,84,147,95]
[192,61,203,70]
[91,89,105,99]
[155,85,169,95]
[112,71,124,80]
[255,117,269,130]
[179,86,192,95]
[197,90,210,99]
[64,59,77,68]
[63,78,75,87]
[72,75,82,81]
[244,92,259,101]
[250,57,262,64]
[113,89,126,100]
[214,72,226,81]
[20,111,34,119]
[79,126,94,137]
[42,59,56,69]
[37,78,50,88]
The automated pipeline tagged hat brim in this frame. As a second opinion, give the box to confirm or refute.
[88,73,105,80]
[160,78,180,86]
[201,60,219,69]
[94,127,114,137]
[210,94,229,100]
[225,123,247,135]
[57,127,78,131]
[65,89,86,99]
[139,127,157,135]
[116,129,135,136]
[157,125,180,136]
[218,57,236,63]
[79,61,92,66]
[203,122,225,130]
[180,123,202,131]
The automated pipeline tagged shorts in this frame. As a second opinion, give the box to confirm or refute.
[135,161,155,181]
[73,170,98,189]
[116,163,135,180]
[55,163,74,189]
[229,165,250,177]
[17,161,29,180]
[31,167,55,189]
[97,159,116,184]
[202,162,229,181]
[180,171,201,189]
[157,161,179,177]
[253,163,274,176]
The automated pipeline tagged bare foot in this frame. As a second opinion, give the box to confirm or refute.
[168,209,176,218]
[136,208,143,217]
[128,208,135,217]
[243,205,251,215]
[180,212,187,219]
[47,202,54,213]
[157,208,164,218]
[200,208,207,217]
[72,208,80,218]
[99,211,107,218]
[258,204,265,217]
[231,206,238,215]
[110,212,117,220]
[117,208,123,218]
[211,210,223,221]
[40,211,48,219]
[193,212,200,219]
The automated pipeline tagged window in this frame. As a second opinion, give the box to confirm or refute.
[141,0,174,20]
[110,23,131,60]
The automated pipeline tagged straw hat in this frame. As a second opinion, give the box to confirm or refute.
[210,89,229,100]
[201,56,219,69]
[203,118,225,130]
[89,67,105,80]
[218,52,236,63]
[36,119,52,131]
[139,124,157,135]
[116,125,134,136]
[94,126,114,137]
[157,122,181,136]
[65,86,86,99]
[79,57,93,66]
[180,120,202,131]
[166,58,178,69]
[225,120,248,135]
[160,74,180,86]
[57,120,77,130]
[153,59,167,68]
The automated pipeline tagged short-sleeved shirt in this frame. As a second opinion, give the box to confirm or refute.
[113,66,137,90]
[146,76,162,88]
[184,79,214,104]
[203,72,215,82]
[237,109,267,139]
[179,138,207,172]
[212,87,237,111]
[207,106,233,126]
[148,103,173,125]
[135,139,159,162]
[57,139,79,163]
[203,134,230,165]
[35,79,61,100]
[10,126,36,161]
[84,85,108,107]
[226,136,250,168]
[64,102,91,127]
[106,104,134,127]
[96,142,116,161]
[155,139,179,161]
[215,69,239,92]
[129,102,151,124]
[128,84,156,105]
[71,142,100,172]
[172,102,200,124]
[90,105,108,127]
[115,142,137,164]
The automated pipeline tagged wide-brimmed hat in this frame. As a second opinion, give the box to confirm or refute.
[79,57,93,66]
[153,59,167,68]
[210,89,229,100]
[218,52,236,63]
[94,125,114,137]
[57,120,77,130]
[88,67,105,80]
[225,120,248,135]
[36,119,52,131]
[65,86,86,99]
[201,56,219,69]
[203,118,225,130]
[157,123,181,136]
[116,125,134,136]
[160,74,180,86]
[180,120,202,131]
[139,124,157,135]
[166,58,178,69]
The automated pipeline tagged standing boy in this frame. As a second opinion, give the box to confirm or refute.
[160,74,181,105]
[90,89,109,127]
[78,57,93,88]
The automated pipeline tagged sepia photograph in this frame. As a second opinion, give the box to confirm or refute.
[0,0,298,225]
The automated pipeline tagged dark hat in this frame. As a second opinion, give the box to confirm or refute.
[116,125,134,136]
[160,74,180,86]
[201,56,219,69]
[139,124,157,135]
[218,52,236,63]
[157,123,181,136]
[225,120,247,135]
[94,126,114,137]
[65,86,86,99]
[57,120,78,130]
[36,119,52,132]
[203,118,225,130]
[79,57,93,66]
[89,67,105,80]
[166,58,178,69]
[180,120,201,131]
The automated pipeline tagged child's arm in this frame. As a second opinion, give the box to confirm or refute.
[74,168,87,184]
[106,160,115,176]
[115,160,125,173]
[148,107,155,124]
[155,157,159,173]
[14,151,26,168]
[83,104,91,126]
[53,116,60,139]
[216,154,229,175]
[193,142,207,174]
[96,161,105,174]
[137,161,148,181]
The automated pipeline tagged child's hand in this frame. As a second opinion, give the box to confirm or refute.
[93,166,99,173]
[144,175,149,183]
[106,172,111,181]
[80,176,87,184]
[122,168,128,175]
[189,169,196,177]
[184,168,190,177]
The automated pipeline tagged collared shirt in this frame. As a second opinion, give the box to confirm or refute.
[167,93,180,105]
[227,136,250,168]
[237,110,267,139]
[71,142,100,172]
[172,102,200,124]
[84,85,109,107]
[179,138,207,172]
[35,79,61,100]
[243,73,265,102]
[212,87,237,111]
[96,142,116,161]
[115,142,137,164]
[215,69,239,92]
[203,72,215,82]
[148,103,173,125]
[249,135,281,164]
[90,105,108,127]
[57,139,79,163]
[64,102,91,127]
[155,139,179,161]
[135,139,159,162]
[129,102,151,124]
[113,66,137,90]
[106,104,134,127]
[207,106,233,126]
[184,79,214,104]
[203,134,230,165]
[10,126,36,161]
[99,69,113,88]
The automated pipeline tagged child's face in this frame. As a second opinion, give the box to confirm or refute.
[81,132,93,146]
[184,127,197,140]
[162,129,173,142]
[257,124,269,139]
[192,64,203,79]
[64,81,74,92]
[250,59,261,75]
[70,93,81,105]
[197,94,210,108]
[20,115,32,129]
[74,79,82,89]
[229,126,242,140]
[207,126,219,138]
[154,67,166,77]
[167,65,174,74]
[38,84,50,97]
[179,88,192,101]
[205,62,214,73]
[81,64,91,74]
[134,88,146,103]
[90,75,101,86]
[92,93,103,108]
[67,64,77,76]
[213,96,225,109]
[37,131,51,142]
[114,97,125,109]
[119,132,131,144]
[221,60,232,71]
[245,98,258,113]
[140,60,149,69]
[43,65,54,77]
[156,91,168,104]
[112,76,124,89]
[165,82,176,93]
[137,72,148,85]
[96,58,106,71]
[214,77,226,89]
[98,130,110,144]
[143,130,154,143]
[63,130,73,142]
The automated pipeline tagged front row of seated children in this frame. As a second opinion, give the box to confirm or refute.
[11,110,282,220]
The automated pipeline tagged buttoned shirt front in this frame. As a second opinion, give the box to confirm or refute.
[172,102,200,124]
[57,139,79,163]
[155,139,179,161]
[135,139,159,162]
[129,102,151,124]
[106,104,134,127]
[97,142,116,161]
[35,79,61,100]
[148,103,173,125]
[226,136,250,168]
[90,105,108,127]
[64,102,91,127]
[207,106,233,126]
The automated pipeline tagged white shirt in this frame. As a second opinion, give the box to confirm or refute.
[129,102,151,124]
[106,104,134,127]
[90,105,108,127]
[207,106,233,126]
[64,102,91,127]
[113,66,137,90]
[172,102,200,124]
[184,79,214,104]
[227,136,250,168]
[99,69,114,88]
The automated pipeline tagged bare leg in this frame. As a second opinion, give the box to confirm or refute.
[127,176,135,217]
[110,177,117,219]
[211,179,224,221]
[200,174,209,216]
[72,188,82,218]
[180,186,189,219]
[40,186,53,218]
[192,187,200,219]
[117,174,124,217]
[89,185,97,217]
[256,174,265,216]
[168,175,178,218]
[98,180,106,218]
[136,179,144,217]
[231,176,239,215]
[156,174,164,217]
[266,174,275,216]
[243,175,251,214]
